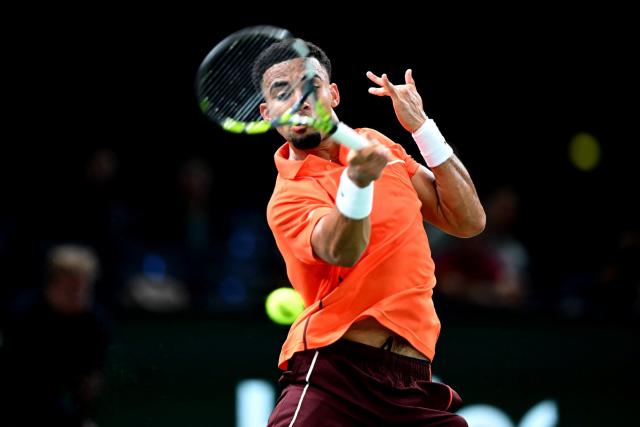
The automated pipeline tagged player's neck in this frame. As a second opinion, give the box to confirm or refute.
[289,140,340,163]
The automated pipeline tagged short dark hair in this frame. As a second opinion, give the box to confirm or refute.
[252,39,332,90]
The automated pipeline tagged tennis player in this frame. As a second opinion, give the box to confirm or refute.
[258,39,485,426]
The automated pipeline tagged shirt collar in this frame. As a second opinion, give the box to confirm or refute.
[273,142,350,179]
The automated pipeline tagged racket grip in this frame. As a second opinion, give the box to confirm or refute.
[332,122,369,150]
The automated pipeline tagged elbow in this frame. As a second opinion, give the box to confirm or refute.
[334,254,362,268]
[469,219,486,238]
[323,240,367,267]
[460,210,486,238]
[327,249,364,268]
[449,209,486,238]
[314,218,371,267]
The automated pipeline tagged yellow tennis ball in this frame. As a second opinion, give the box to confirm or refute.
[265,287,305,325]
[569,132,601,171]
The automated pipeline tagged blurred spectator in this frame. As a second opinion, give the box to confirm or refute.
[168,157,219,310]
[81,148,136,310]
[591,228,640,322]
[1,244,112,427]
[0,214,18,316]
[433,186,530,310]
[120,157,218,313]
[557,228,640,322]
[179,157,215,253]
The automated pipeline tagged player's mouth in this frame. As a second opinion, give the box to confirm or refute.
[291,125,308,134]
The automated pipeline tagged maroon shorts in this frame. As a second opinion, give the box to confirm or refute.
[267,339,467,426]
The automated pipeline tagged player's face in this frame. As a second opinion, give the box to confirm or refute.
[260,57,339,149]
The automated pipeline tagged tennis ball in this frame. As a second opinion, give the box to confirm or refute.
[265,287,305,325]
[569,132,600,171]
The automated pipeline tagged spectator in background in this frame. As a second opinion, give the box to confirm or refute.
[1,244,111,427]
[176,157,218,305]
[434,186,530,310]
[120,157,217,313]
[81,148,136,310]
[591,228,640,322]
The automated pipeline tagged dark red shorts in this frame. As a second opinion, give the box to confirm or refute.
[267,339,467,426]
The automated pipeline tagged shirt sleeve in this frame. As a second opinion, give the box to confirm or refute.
[267,181,333,265]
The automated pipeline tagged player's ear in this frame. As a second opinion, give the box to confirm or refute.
[330,83,340,108]
[259,102,270,120]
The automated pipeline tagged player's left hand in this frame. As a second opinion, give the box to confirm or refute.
[367,69,428,133]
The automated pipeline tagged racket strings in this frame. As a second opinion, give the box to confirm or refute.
[200,33,264,96]
[199,32,300,124]
[200,34,272,122]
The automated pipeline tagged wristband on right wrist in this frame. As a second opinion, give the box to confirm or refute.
[412,119,453,168]
[335,168,374,220]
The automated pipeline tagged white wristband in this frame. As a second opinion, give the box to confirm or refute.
[336,168,374,220]
[412,119,453,168]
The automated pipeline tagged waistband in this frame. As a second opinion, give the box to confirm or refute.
[291,338,431,382]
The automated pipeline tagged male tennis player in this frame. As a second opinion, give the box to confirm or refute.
[257,40,485,426]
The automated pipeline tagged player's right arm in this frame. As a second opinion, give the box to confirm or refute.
[311,142,389,267]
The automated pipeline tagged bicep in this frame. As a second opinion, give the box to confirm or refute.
[310,212,333,262]
[410,165,449,230]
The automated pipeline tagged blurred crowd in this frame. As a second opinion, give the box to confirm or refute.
[1,148,638,322]
[0,147,638,426]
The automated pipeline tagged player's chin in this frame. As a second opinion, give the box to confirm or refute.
[290,129,323,150]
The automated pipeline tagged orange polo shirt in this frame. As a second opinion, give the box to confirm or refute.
[267,127,439,369]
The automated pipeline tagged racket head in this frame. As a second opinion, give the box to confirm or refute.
[196,27,369,150]
[196,25,308,134]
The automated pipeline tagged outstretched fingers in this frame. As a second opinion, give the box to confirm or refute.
[368,87,387,96]
[366,70,383,85]
[367,71,397,97]
[367,71,386,96]
[381,74,396,94]
[405,68,415,86]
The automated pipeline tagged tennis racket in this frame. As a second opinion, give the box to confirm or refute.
[195,25,368,150]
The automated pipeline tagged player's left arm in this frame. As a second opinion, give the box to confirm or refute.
[410,159,485,237]
[367,69,485,238]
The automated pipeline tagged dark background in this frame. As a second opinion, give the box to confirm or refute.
[4,9,638,278]
[1,7,638,426]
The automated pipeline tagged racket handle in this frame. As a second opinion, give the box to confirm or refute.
[332,122,369,150]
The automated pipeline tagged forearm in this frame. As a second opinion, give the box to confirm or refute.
[312,211,370,267]
[365,69,485,236]
[410,117,485,237]
[310,148,385,267]
[429,155,485,237]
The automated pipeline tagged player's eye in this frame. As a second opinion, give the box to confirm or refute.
[276,90,292,101]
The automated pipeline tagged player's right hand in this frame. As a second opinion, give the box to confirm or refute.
[346,140,390,188]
